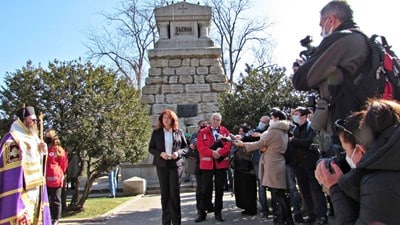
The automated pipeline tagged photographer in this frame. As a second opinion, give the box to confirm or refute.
[292,1,369,136]
[315,99,400,224]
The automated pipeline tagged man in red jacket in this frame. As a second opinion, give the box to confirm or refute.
[195,113,232,223]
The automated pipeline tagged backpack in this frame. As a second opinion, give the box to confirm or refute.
[351,33,400,104]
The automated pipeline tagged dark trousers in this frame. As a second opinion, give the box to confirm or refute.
[295,166,327,219]
[199,168,227,214]
[234,170,257,214]
[195,169,214,213]
[47,186,62,221]
[157,166,183,225]
[269,187,293,223]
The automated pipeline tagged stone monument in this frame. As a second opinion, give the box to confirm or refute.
[122,1,229,187]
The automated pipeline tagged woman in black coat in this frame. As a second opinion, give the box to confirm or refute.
[315,99,400,224]
[149,109,188,225]
[232,124,257,216]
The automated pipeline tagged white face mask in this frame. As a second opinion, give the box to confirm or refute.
[257,122,267,131]
[269,120,276,127]
[292,115,301,124]
[345,148,357,168]
[321,19,333,38]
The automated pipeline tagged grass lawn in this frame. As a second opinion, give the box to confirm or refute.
[63,196,134,219]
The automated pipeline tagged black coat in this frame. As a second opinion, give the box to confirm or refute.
[330,123,400,225]
[287,121,318,169]
[148,128,188,168]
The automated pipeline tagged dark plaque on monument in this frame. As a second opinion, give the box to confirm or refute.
[177,104,198,117]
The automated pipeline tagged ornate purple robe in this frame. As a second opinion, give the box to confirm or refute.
[0,120,51,225]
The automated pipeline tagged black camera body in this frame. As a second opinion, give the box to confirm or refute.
[306,94,316,108]
[299,35,317,60]
[316,145,351,174]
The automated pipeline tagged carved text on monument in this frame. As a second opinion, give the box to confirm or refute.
[175,26,193,35]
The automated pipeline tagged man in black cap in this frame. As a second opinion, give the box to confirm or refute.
[0,105,52,225]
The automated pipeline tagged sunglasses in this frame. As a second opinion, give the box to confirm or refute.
[334,119,360,141]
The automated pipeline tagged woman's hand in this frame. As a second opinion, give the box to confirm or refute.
[160,152,172,160]
[172,152,179,160]
[315,160,343,189]
[232,140,244,147]
[259,146,268,152]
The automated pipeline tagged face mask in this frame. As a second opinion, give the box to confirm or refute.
[292,115,301,124]
[345,148,357,168]
[269,120,276,127]
[321,19,333,38]
[257,122,267,131]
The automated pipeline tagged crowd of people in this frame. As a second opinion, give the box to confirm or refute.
[148,1,400,224]
[2,1,400,225]
[149,98,400,225]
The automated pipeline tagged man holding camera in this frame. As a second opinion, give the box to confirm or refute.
[292,1,369,137]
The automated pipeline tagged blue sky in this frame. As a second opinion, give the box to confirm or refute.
[1,0,399,86]
[0,1,114,82]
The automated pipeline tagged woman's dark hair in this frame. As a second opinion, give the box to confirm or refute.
[270,109,287,120]
[360,99,400,145]
[240,123,251,133]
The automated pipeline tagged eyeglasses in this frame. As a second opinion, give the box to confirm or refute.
[334,119,360,141]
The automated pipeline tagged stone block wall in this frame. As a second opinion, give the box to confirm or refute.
[143,48,229,133]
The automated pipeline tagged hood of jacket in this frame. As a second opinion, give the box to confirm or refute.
[269,120,290,133]
[357,123,400,171]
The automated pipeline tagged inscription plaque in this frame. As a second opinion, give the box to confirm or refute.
[177,104,198,117]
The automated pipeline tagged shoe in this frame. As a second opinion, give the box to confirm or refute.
[195,213,206,223]
[215,213,225,222]
[241,210,257,216]
[285,219,295,225]
[294,214,306,223]
[303,217,316,223]
[261,212,269,219]
[52,220,59,225]
[316,217,329,225]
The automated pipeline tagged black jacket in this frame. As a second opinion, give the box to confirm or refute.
[330,123,400,225]
[148,128,188,168]
[287,121,317,169]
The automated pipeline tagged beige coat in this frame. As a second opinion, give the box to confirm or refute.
[244,120,290,189]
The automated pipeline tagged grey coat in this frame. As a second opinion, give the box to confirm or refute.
[244,120,290,189]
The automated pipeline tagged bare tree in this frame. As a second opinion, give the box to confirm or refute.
[205,0,273,87]
[85,0,165,90]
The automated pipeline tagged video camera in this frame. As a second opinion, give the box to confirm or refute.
[298,35,317,61]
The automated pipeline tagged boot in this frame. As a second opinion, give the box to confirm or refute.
[294,214,306,223]
[195,212,206,223]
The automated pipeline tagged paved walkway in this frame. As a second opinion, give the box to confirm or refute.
[61,191,281,225]
[60,176,336,225]
[61,191,336,225]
